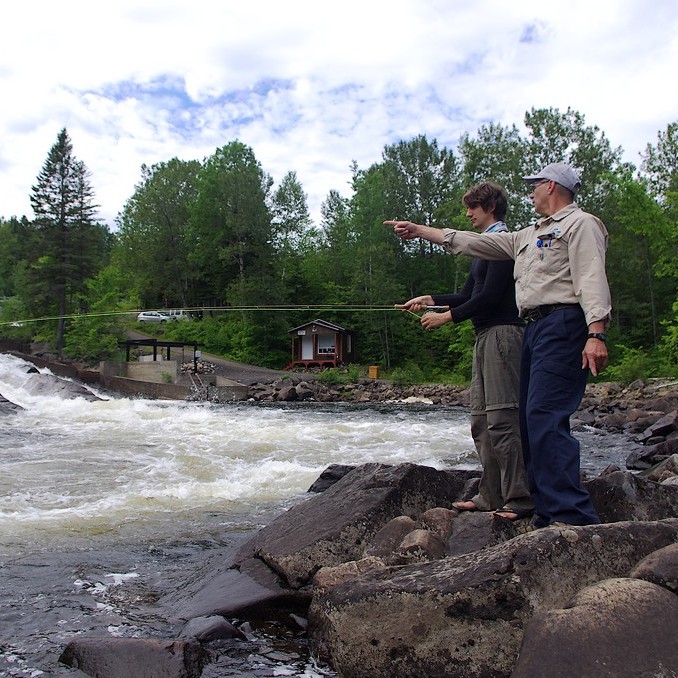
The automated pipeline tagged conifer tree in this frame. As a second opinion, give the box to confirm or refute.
[29,128,107,351]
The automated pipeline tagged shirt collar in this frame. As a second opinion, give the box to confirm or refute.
[533,202,579,228]
[483,220,508,234]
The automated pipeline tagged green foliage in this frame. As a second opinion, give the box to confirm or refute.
[0,296,32,342]
[189,141,274,306]
[458,122,532,229]
[27,128,109,351]
[604,345,662,385]
[658,300,678,374]
[62,266,137,364]
[115,158,201,309]
[389,362,425,387]
[317,368,348,385]
[160,313,289,368]
[4,112,677,380]
[443,321,475,382]
[640,121,678,199]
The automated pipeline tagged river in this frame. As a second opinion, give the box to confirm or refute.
[0,352,633,676]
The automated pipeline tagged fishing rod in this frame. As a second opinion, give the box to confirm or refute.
[0,302,453,327]
[0,304,405,327]
[393,304,450,312]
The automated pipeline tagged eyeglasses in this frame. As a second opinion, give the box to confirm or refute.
[528,179,550,193]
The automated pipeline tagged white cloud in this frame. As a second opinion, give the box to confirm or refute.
[1,0,676,227]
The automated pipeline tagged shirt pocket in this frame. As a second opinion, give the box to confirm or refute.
[514,241,532,282]
[535,230,567,269]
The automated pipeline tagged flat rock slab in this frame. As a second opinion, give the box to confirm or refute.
[59,637,205,678]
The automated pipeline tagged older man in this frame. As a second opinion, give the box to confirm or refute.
[386,162,611,527]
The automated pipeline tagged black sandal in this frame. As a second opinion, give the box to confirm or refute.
[494,506,534,521]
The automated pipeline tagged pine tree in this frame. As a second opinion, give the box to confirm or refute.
[29,128,106,351]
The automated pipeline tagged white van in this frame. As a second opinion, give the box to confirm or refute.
[165,309,191,321]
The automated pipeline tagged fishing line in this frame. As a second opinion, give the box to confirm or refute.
[0,304,436,327]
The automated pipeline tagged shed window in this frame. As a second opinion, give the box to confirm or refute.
[317,335,335,354]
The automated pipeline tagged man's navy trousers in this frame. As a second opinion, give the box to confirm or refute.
[519,305,601,526]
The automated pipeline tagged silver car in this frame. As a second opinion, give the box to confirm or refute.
[136,311,169,323]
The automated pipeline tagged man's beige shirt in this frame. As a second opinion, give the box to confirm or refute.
[441,203,612,326]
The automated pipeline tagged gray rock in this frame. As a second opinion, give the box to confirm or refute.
[307,464,355,493]
[313,556,386,596]
[158,550,309,623]
[0,392,23,415]
[276,385,298,401]
[59,637,205,678]
[446,510,518,558]
[398,528,447,562]
[23,373,102,400]
[420,506,458,539]
[585,469,678,522]
[512,578,678,678]
[364,515,419,562]
[237,463,477,589]
[179,615,245,641]
[308,520,678,678]
[638,453,678,481]
[634,409,678,443]
[628,438,678,469]
[630,542,678,593]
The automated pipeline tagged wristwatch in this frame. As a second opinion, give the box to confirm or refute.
[587,333,607,342]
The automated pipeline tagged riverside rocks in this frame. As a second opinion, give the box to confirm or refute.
[58,638,205,678]
[19,370,103,401]
[58,461,678,677]
[309,521,678,677]
[511,577,678,677]
[0,392,22,415]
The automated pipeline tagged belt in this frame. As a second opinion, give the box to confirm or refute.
[522,304,580,323]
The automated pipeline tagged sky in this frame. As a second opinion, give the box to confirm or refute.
[1,0,677,230]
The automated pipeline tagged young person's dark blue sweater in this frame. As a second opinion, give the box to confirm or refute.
[432,258,523,332]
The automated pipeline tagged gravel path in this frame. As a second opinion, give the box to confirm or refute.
[200,352,295,385]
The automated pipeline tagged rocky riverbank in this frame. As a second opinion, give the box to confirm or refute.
[59,461,678,677]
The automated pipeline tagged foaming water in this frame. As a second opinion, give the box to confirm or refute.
[0,352,478,675]
[0,353,475,554]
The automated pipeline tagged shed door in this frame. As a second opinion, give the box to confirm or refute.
[301,335,313,359]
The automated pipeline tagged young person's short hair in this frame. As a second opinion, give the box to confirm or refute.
[462,182,508,221]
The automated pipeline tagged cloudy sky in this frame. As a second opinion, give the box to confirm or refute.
[2,0,676,229]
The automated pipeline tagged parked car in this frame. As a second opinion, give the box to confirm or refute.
[136,311,169,323]
[164,309,191,321]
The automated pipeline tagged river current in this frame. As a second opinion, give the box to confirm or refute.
[0,353,634,676]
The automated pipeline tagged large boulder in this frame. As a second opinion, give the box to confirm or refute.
[512,578,678,677]
[308,520,678,678]
[0,392,23,415]
[157,548,309,624]
[585,469,678,522]
[629,542,678,593]
[22,373,102,400]
[236,463,478,589]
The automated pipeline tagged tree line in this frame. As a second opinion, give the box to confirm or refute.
[0,107,676,384]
